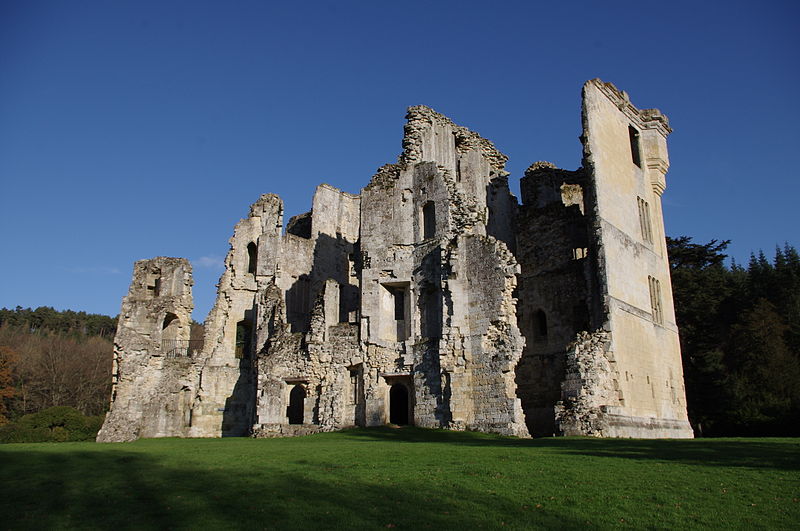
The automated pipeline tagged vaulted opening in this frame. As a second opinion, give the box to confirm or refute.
[161,313,182,356]
[162,312,178,331]
[162,312,180,339]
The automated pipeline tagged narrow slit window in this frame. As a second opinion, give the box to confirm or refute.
[637,197,653,243]
[422,201,436,239]
[629,125,642,168]
[247,242,258,275]
[393,288,405,321]
[534,309,548,341]
[648,276,663,324]
[349,368,361,405]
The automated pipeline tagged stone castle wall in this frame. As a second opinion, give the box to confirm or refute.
[98,79,693,442]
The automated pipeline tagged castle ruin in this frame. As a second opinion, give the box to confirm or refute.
[97,79,693,441]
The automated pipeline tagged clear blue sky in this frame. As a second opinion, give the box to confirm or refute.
[1,0,797,321]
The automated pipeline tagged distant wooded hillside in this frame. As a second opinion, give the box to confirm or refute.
[0,306,117,338]
[0,307,118,423]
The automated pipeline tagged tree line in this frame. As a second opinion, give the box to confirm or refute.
[0,306,117,338]
[668,238,800,436]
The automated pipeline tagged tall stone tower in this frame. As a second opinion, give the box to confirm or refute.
[574,79,690,437]
[515,79,691,438]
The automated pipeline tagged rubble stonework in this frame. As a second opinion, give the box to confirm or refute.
[98,79,693,442]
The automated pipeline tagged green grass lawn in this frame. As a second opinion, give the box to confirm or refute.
[1,428,798,530]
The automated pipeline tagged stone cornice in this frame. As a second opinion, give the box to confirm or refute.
[586,79,672,137]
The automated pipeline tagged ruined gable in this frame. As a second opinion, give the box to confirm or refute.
[98,80,693,442]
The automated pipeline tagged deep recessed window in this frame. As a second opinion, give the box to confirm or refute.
[393,288,405,321]
[629,125,642,168]
[385,285,409,341]
[146,271,161,298]
[235,320,252,359]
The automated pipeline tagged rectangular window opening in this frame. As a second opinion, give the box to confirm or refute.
[629,125,642,168]
[383,283,410,342]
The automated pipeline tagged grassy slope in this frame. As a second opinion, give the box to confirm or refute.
[1,428,798,530]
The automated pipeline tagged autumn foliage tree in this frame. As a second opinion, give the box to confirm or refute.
[0,346,18,425]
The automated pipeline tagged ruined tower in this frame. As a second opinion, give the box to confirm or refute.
[98,79,693,442]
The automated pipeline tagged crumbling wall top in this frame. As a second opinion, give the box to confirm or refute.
[525,161,558,175]
[402,105,509,170]
[249,193,283,218]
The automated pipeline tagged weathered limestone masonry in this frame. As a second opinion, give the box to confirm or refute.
[98,79,693,442]
[96,257,195,441]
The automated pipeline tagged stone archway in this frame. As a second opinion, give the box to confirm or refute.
[287,384,306,425]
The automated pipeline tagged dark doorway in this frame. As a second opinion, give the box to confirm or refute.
[389,383,409,425]
[287,385,305,424]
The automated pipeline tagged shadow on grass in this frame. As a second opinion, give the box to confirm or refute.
[0,446,583,530]
[338,427,800,471]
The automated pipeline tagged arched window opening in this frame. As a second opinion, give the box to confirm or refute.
[389,383,409,425]
[422,201,436,240]
[162,313,180,341]
[235,320,252,359]
[287,385,305,425]
[161,313,182,356]
[535,310,548,340]
[247,242,258,275]
[162,313,178,330]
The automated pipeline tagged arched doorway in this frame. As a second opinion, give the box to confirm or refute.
[287,385,305,425]
[389,383,409,425]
